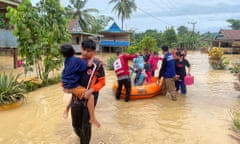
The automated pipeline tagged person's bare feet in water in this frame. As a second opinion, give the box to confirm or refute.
[89,119,101,128]
[63,108,69,119]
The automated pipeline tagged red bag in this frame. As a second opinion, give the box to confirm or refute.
[184,75,194,85]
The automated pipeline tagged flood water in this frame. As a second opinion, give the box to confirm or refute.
[0,51,240,144]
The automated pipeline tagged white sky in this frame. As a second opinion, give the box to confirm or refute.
[31,0,240,34]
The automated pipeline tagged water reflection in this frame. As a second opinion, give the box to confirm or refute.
[0,51,240,144]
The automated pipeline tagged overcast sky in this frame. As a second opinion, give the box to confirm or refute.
[31,0,240,34]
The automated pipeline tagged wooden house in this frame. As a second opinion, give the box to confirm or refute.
[213,29,240,54]
[0,0,20,13]
[99,22,130,53]
[0,0,20,69]
[68,19,103,53]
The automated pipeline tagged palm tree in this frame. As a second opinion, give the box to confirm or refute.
[109,0,137,30]
[65,0,99,32]
[88,15,113,33]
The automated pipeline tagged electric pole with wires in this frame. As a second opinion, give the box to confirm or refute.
[188,21,197,50]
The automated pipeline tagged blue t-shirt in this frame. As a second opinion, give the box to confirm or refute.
[61,56,88,88]
[133,55,144,70]
[159,52,176,78]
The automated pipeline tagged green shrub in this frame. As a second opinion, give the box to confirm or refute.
[208,47,224,58]
[42,75,61,86]
[208,47,229,70]
[24,75,61,92]
[229,63,240,91]
[0,72,26,105]
[218,56,229,70]
[231,108,240,130]
[107,56,117,70]
[127,45,138,54]
[229,63,240,74]
[24,81,41,92]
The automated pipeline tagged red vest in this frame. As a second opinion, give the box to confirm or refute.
[113,54,137,78]
[113,58,126,77]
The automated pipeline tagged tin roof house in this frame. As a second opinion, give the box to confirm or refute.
[0,0,20,69]
[213,29,240,54]
[68,19,103,53]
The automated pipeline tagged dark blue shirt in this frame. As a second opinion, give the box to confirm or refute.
[61,56,88,88]
[159,52,176,78]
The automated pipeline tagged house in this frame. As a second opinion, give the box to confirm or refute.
[213,29,240,54]
[0,0,20,13]
[68,19,103,53]
[0,0,20,69]
[99,22,130,53]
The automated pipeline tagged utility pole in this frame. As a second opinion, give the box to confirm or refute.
[188,21,197,50]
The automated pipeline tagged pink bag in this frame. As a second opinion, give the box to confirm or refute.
[184,75,194,85]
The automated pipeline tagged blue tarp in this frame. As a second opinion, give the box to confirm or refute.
[100,40,129,47]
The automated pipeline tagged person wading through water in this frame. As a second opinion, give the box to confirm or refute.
[64,39,105,144]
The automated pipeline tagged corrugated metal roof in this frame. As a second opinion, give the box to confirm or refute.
[68,19,103,37]
[0,29,17,48]
[216,29,240,40]
[68,19,82,32]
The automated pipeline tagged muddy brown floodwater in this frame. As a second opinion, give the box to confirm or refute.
[0,51,240,144]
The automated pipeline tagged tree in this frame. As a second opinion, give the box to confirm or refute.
[128,35,157,54]
[144,29,163,47]
[176,26,190,49]
[0,13,9,29]
[177,25,188,36]
[227,19,240,30]
[88,15,113,33]
[162,27,177,48]
[109,0,137,30]
[6,0,71,83]
[65,0,98,32]
[200,31,214,48]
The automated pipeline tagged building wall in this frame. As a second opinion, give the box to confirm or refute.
[71,34,100,53]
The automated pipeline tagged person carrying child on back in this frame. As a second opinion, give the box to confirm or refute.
[60,44,100,128]
[175,50,191,94]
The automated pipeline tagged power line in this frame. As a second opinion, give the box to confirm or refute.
[169,0,197,22]
[188,21,197,49]
[146,0,195,31]
[136,6,174,28]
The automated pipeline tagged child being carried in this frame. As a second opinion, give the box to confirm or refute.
[60,44,100,128]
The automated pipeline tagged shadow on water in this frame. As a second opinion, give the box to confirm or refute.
[0,51,240,144]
